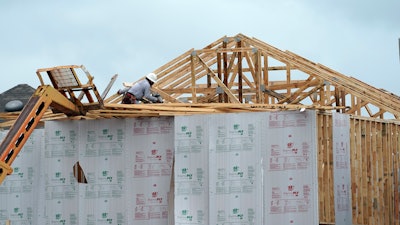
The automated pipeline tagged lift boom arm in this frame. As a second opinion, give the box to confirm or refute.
[0,65,103,185]
[0,85,86,184]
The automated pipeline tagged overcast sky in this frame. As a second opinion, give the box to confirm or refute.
[1,0,399,97]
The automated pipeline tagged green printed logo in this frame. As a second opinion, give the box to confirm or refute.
[233,166,243,177]
[181,126,187,132]
[233,124,244,135]
[182,210,188,215]
[233,208,239,214]
[55,131,66,141]
[102,171,113,182]
[182,168,188,174]
[232,208,243,219]
[181,126,192,136]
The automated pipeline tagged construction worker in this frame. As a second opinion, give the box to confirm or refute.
[118,73,163,104]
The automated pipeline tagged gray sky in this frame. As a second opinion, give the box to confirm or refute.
[1,0,399,96]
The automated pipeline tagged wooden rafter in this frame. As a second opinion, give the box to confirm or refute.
[96,33,400,120]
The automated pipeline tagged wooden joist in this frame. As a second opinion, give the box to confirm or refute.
[0,103,345,129]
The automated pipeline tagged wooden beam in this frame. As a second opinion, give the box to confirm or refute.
[155,48,194,82]
[190,51,197,103]
[217,51,222,102]
[254,48,261,103]
[236,38,243,103]
[263,51,269,104]
[196,55,240,103]
[223,38,229,102]
[277,78,323,104]
[195,47,254,53]
[286,62,291,96]
[151,87,182,103]
[101,74,118,99]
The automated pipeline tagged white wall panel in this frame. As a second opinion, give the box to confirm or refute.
[263,110,319,225]
[0,129,43,225]
[0,112,320,225]
[77,118,127,225]
[38,121,80,225]
[174,115,209,225]
[208,113,263,225]
[127,117,174,225]
[332,112,352,225]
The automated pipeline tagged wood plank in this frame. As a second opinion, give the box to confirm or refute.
[374,121,382,225]
[392,124,400,224]
[317,114,326,221]
[196,55,240,103]
[350,118,357,223]
[365,121,372,223]
[194,47,254,54]
[356,119,364,225]
[361,120,368,225]
[223,40,229,102]
[191,52,197,103]
[263,51,269,104]
[237,39,243,102]
[254,49,261,103]
[327,115,334,221]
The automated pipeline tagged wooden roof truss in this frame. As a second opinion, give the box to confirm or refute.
[126,33,400,120]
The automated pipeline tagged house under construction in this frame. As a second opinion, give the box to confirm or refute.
[0,33,399,225]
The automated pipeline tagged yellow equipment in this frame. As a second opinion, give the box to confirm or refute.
[0,65,104,185]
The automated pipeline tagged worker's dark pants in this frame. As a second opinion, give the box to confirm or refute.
[122,92,137,104]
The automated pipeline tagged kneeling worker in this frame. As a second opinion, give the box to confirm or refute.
[118,73,163,104]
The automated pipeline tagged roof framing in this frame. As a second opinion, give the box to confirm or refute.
[107,33,399,120]
[1,33,399,126]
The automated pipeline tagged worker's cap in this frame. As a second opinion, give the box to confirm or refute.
[146,73,157,83]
